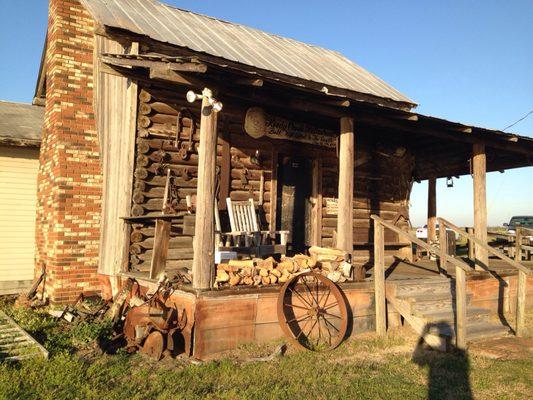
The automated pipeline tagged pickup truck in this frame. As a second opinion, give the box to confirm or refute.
[504,216,533,234]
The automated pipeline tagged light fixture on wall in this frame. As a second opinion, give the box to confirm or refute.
[446,176,454,188]
[186,88,223,112]
[250,150,262,166]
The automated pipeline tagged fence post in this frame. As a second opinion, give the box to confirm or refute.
[515,228,526,336]
[439,224,448,275]
[455,265,467,349]
[374,220,386,336]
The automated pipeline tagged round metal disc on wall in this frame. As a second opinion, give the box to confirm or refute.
[244,107,267,139]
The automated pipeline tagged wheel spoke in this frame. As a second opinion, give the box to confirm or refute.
[322,310,342,319]
[305,318,318,341]
[288,286,313,308]
[302,280,318,307]
[323,301,339,311]
[317,316,323,345]
[319,288,331,309]
[286,314,312,324]
[296,318,312,339]
[284,303,310,311]
[314,277,320,307]
[322,315,340,332]
[319,315,334,345]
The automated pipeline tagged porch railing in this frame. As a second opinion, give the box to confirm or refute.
[438,218,532,336]
[371,215,472,348]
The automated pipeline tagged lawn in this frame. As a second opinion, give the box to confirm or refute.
[0,299,531,400]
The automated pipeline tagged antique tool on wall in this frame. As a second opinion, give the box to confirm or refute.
[176,108,195,160]
[180,167,192,181]
[240,168,249,186]
[162,169,178,214]
[258,170,265,206]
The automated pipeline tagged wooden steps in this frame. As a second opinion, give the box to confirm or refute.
[0,310,48,362]
[386,277,510,350]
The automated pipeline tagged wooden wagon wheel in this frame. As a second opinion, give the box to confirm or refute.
[277,272,348,351]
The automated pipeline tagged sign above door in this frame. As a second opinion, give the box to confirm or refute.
[244,107,336,148]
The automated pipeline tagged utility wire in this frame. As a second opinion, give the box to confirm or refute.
[502,110,533,131]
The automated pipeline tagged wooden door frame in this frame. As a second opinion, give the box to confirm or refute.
[269,147,322,247]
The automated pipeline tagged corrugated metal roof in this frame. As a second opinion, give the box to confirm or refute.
[0,101,43,144]
[81,0,415,107]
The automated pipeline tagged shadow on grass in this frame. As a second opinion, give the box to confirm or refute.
[412,322,473,400]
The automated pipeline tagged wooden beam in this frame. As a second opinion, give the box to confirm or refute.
[427,177,437,244]
[218,127,231,210]
[455,265,467,349]
[373,215,472,272]
[516,269,527,336]
[269,149,278,232]
[467,227,475,261]
[192,89,219,290]
[359,115,533,156]
[234,78,263,87]
[472,144,488,270]
[515,228,526,336]
[438,218,531,275]
[100,55,208,72]
[374,221,386,336]
[149,67,206,87]
[337,117,354,255]
[149,219,171,279]
[310,159,322,246]
[439,224,447,274]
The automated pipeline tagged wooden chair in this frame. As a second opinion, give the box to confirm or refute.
[216,198,288,257]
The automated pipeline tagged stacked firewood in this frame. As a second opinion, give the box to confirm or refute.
[214,246,352,288]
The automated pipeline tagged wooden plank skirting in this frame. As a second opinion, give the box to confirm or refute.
[121,269,533,359]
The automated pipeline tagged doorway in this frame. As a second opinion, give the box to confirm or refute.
[276,155,313,254]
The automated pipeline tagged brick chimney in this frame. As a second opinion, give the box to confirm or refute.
[36,0,102,304]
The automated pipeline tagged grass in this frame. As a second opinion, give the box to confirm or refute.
[0,300,531,400]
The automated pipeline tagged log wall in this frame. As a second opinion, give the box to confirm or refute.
[127,82,415,275]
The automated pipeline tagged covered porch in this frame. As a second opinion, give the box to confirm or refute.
[92,31,533,358]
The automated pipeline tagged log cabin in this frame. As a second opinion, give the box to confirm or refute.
[34,0,533,357]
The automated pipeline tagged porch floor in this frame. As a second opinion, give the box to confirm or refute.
[367,258,533,281]
[124,258,533,294]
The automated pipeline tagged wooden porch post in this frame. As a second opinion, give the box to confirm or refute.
[427,177,437,245]
[337,117,355,269]
[515,228,526,336]
[192,89,218,289]
[472,144,488,270]
[374,221,386,336]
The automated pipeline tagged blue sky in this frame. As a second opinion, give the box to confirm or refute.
[0,0,531,226]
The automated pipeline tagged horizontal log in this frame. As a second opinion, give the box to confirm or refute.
[130,226,185,243]
[132,259,193,272]
[230,169,272,180]
[137,141,151,154]
[130,236,193,253]
[144,164,199,175]
[134,177,198,192]
[139,138,223,155]
[229,190,271,202]
[134,248,194,261]
[139,89,152,103]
